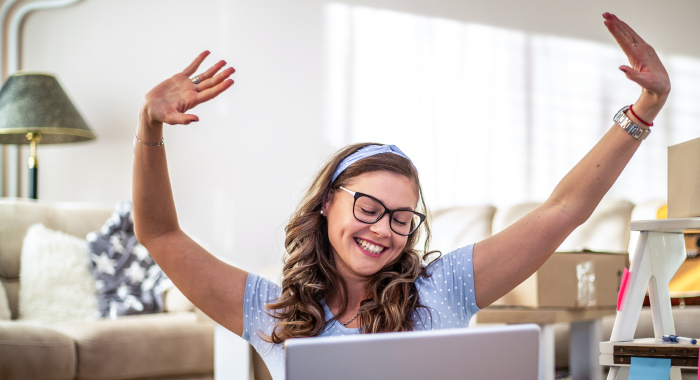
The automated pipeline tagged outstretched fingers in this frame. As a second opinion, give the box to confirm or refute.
[194,60,229,88]
[197,79,234,104]
[612,14,646,44]
[603,13,635,55]
[183,51,211,77]
[604,13,649,52]
[198,66,235,91]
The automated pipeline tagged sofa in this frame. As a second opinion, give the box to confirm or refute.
[0,198,214,380]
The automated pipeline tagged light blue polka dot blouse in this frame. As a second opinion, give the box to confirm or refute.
[242,244,481,380]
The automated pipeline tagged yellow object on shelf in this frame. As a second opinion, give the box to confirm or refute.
[669,257,700,296]
[656,204,667,219]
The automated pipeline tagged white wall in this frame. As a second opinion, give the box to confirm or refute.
[17,0,700,275]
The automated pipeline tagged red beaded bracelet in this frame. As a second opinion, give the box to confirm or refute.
[628,104,654,127]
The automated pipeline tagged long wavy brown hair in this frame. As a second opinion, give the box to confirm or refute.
[262,143,439,343]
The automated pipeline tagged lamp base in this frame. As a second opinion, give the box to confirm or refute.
[27,132,40,200]
[28,165,37,199]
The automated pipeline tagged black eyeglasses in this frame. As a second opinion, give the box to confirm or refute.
[338,186,425,236]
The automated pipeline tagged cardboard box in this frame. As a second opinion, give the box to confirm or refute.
[668,137,700,219]
[492,252,628,308]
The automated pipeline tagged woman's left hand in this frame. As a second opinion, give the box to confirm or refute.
[603,12,671,102]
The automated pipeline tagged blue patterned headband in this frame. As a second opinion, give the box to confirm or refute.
[331,144,415,184]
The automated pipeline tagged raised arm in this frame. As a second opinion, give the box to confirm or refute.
[473,13,671,308]
[132,52,248,335]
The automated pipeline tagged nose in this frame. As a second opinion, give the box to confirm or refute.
[368,213,392,237]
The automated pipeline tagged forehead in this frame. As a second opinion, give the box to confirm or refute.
[343,171,419,209]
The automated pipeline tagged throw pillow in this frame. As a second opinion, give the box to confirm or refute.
[87,200,172,318]
[0,281,10,320]
[19,223,98,323]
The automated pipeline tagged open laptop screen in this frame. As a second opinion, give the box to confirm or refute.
[285,324,539,380]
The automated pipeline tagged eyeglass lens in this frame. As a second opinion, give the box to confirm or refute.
[353,195,422,235]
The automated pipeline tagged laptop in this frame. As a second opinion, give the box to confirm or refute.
[285,324,540,379]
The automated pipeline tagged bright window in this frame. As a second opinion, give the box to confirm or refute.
[326,4,700,208]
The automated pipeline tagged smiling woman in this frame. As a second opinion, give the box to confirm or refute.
[267,144,436,344]
[132,12,671,380]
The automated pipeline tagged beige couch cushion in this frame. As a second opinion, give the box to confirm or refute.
[52,312,213,380]
[0,321,76,380]
[492,199,634,253]
[0,199,114,320]
[558,199,634,253]
[429,205,496,253]
[2,279,19,320]
[0,282,9,320]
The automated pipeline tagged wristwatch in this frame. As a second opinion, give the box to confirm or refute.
[614,105,651,141]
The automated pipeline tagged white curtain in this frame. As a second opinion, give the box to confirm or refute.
[326,4,700,209]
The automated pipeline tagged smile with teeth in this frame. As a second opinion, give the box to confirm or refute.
[355,238,387,254]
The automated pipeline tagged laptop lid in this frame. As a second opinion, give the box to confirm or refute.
[285,324,540,380]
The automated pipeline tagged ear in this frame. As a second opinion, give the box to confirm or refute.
[321,191,334,216]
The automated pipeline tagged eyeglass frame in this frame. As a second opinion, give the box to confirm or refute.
[337,186,426,236]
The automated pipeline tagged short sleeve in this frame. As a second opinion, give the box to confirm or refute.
[241,273,287,379]
[422,244,481,321]
[242,273,281,348]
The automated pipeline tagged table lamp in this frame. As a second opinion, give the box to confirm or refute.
[0,73,95,199]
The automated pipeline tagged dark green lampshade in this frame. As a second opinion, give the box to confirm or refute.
[0,73,95,144]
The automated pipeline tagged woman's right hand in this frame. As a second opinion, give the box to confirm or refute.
[142,51,235,126]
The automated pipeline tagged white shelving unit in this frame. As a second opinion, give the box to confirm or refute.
[603,218,700,380]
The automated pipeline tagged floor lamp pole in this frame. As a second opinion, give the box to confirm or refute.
[27,132,40,199]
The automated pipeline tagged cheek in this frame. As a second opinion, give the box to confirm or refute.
[391,236,410,254]
[327,211,361,244]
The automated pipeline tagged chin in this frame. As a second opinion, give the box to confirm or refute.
[353,264,384,277]
[350,252,398,276]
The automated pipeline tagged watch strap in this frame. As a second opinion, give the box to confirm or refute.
[614,105,651,141]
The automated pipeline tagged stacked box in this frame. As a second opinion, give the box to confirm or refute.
[492,252,628,308]
[668,137,700,218]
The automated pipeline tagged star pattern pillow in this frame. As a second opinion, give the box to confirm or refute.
[87,200,172,318]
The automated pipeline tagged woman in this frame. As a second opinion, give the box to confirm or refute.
[133,12,669,379]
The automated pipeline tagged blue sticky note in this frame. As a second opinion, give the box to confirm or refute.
[629,357,671,379]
